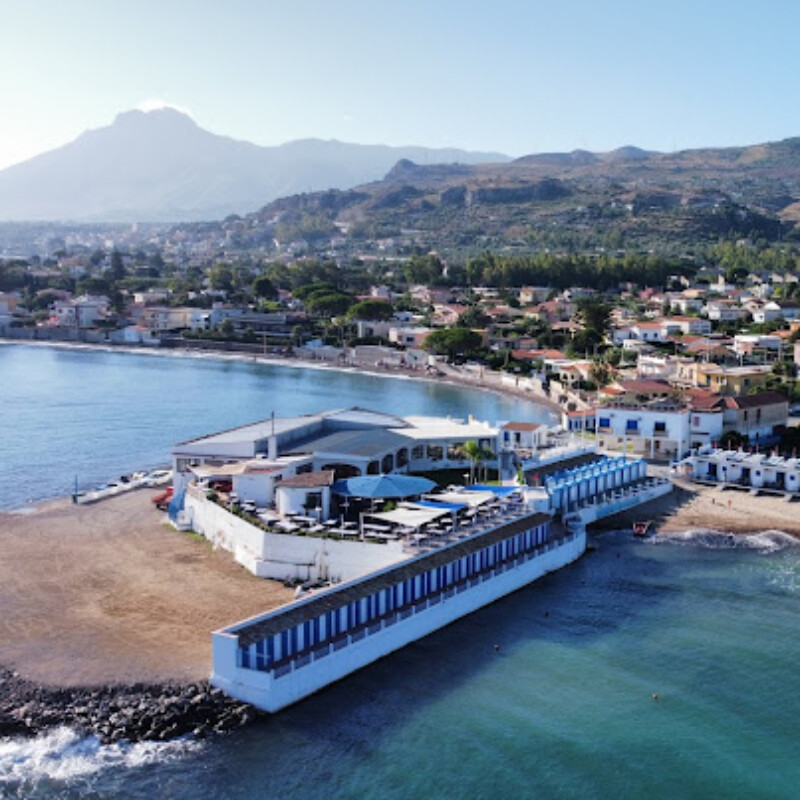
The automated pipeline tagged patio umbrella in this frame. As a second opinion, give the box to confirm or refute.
[331,474,436,499]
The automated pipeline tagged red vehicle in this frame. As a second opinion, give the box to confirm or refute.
[152,486,174,510]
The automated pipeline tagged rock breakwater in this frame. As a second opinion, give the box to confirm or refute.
[0,668,259,743]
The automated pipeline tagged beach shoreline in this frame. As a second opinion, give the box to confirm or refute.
[2,476,798,744]
[0,334,567,415]
[3,337,799,743]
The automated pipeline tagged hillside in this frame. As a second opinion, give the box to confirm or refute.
[167,136,800,258]
[0,109,508,223]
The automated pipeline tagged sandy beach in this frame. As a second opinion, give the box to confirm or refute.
[595,476,800,538]
[0,489,293,687]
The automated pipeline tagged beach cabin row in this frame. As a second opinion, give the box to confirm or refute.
[210,513,587,711]
[545,457,648,512]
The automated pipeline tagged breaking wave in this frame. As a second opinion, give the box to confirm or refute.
[0,726,201,792]
[650,528,799,553]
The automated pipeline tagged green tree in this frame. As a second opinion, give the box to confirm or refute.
[457,306,490,328]
[305,292,355,317]
[252,275,277,300]
[346,299,394,321]
[589,361,613,387]
[109,250,126,282]
[209,264,234,292]
[574,299,612,336]
[455,440,494,484]
[423,328,483,361]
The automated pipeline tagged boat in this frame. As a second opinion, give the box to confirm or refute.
[633,520,652,537]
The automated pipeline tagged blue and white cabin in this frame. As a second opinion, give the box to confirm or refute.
[211,512,585,712]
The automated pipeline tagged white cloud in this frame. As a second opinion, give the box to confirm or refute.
[137,98,194,117]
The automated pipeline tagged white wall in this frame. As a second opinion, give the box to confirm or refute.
[185,491,405,583]
[211,530,586,712]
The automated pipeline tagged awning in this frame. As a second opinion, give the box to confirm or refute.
[414,499,468,512]
[332,474,437,499]
[425,490,495,507]
[464,484,520,497]
[365,504,451,528]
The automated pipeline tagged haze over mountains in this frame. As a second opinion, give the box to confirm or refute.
[1,107,799,245]
[0,109,509,223]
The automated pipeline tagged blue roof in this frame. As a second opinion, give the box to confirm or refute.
[464,484,518,497]
[414,499,468,512]
[332,474,437,499]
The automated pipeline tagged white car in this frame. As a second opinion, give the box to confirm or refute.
[142,469,172,487]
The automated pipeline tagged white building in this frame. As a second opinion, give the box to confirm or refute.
[596,400,690,459]
[51,294,110,328]
[705,300,749,323]
[682,448,800,492]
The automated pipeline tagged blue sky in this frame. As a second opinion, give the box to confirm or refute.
[1,0,798,169]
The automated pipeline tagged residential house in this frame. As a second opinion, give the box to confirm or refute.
[596,398,691,459]
[51,294,110,328]
[637,355,679,381]
[722,392,788,445]
[687,364,773,395]
[388,326,433,348]
[705,300,749,323]
[732,334,783,360]
[661,316,712,336]
[629,321,667,343]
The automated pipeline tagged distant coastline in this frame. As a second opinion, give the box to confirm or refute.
[0,336,566,417]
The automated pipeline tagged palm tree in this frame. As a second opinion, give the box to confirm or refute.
[456,440,494,484]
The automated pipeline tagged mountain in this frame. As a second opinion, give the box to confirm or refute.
[0,109,510,223]
[169,135,800,258]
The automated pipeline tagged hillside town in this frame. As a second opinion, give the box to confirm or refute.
[3,241,800,464]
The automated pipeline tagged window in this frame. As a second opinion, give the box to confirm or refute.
[427,445,443,461]
[305,492,322,510]
[626,419,638,432]
[654,422,666,433]
[412,445,424,460]
[599,417,610,429]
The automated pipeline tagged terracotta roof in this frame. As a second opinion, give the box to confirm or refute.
[616,379,673,394]
[502,422,541,431]
[688,392,725,411]
[277,470,335,489]
[724,392,789,410]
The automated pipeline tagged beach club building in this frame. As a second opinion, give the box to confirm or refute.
[168,407,673,713]
[172,408,501,498]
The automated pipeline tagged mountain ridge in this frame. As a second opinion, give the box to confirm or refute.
[166,133,800,258]
[0,109,509,223]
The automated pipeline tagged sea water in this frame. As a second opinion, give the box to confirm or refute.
[1,529,798,799]
[0,344,550,509]
[1,345,798,798]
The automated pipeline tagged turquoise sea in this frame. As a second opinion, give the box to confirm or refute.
[1,344,798,799]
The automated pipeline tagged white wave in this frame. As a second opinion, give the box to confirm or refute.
[651,528,799,553]
[0,726,201,787]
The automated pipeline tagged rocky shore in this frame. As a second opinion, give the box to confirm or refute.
[0,668,260,743]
